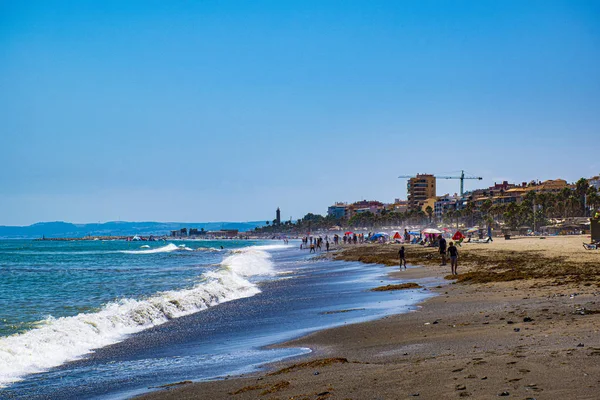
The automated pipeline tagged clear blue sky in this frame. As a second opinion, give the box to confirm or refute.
[1,0,599,225]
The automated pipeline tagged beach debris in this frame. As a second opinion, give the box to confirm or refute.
[452,368,464,372]
[573,307,600,315]
[410,393,420,397]
[320,308,366,315]
[455,384,466,390]
[498,391,510,396]
[314,371,319,375]
[523,317,533,322]
[267,358,348,376]
[432,319,440,324]
[481,376,488,380]
[514,328,521,332]
[524,383,541,392]
[371,282,422,291]
[231,381,290,395]
[316,391,330,396]
[507,320,514,324]
[154,380,193,389]
[260,381,291,395]
[577,343,585,347]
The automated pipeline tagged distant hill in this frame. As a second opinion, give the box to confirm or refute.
[0,221,267,239]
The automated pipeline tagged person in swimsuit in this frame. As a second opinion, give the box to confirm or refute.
[448,241,459,275]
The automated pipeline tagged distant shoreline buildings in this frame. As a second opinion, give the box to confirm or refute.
[327,173,600,221]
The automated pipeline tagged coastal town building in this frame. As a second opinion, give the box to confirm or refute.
[390,199,409,213]
[434,194,464,218]
[503,179,572,203]
[407,174,436,211]
[170,228,188,238]
[327,203,350,219]
[276,207,281,226]
[350,200,385,217]
[420,197,437,215]
[327,200,386,219]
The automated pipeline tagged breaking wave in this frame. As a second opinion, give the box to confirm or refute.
[0,246,276,388]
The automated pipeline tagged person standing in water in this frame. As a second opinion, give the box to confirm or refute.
[448,241,459,275]
[398,246,406,269]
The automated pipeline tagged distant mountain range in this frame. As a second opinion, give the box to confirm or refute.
[0,221,267,239]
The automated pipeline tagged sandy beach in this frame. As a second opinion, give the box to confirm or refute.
[138,236,600,399]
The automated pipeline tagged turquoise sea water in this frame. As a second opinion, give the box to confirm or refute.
[0,239,255,336]
[0,239,436,399]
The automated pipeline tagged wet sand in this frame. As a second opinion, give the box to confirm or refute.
[138,236,600,399]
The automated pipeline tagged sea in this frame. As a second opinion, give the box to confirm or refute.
[0,239,436,399]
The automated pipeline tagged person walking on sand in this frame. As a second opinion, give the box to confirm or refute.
[398,246,407,269]
[326,240,330,252]
[438,234,447,266]
[448,241,459,275]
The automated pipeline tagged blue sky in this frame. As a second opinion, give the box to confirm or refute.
[1,0,599,225]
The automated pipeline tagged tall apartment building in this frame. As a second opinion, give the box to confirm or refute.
[407,174,436,211]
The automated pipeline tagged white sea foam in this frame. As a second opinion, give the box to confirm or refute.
[0,246,276,388]
[119,243,193,254]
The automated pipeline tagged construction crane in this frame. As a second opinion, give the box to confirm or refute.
[398,170,483,196]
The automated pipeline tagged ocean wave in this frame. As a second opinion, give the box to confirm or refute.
[0,246,276,388]
[119,243,193,254]
[195,247,222,252]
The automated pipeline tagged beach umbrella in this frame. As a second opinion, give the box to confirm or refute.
[345,231,353,235]
[422,228,442,234]
[408,231,420,235]
[375,232,389,236]
[466,227,479,233]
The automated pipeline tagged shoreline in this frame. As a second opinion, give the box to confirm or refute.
[138,236,600,399]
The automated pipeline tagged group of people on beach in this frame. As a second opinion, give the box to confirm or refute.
[300,236,330,253]
[399,233,460,275]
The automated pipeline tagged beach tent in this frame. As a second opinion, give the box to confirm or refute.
[370,232,389,240]
[408,231,420,236]
[452,231,465,241]
[392,231,402,240]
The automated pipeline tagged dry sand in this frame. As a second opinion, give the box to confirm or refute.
[138,236,600,400]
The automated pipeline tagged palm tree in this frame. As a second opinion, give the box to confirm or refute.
[464,202,475,227]
[480,199,493,224]
[425,206,434,224]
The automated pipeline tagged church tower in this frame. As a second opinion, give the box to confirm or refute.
[276,207,281,226]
